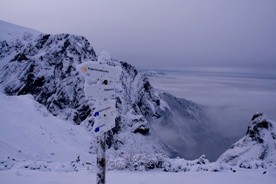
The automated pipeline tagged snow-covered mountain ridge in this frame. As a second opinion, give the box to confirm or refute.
[0,20,218,160]
[0,20,275,170]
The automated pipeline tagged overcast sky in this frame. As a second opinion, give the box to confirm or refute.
[1,0,275,69]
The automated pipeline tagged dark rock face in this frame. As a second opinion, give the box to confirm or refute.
[251,112,263,121]
[133,125,149,135]
[246,113,272,144]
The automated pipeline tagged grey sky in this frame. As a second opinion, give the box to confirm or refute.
[1,0,276,69]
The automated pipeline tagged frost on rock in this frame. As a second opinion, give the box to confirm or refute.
[217,112,276,169]
[0,33,96,124]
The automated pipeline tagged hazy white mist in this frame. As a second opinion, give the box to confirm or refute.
[149,67,276,142]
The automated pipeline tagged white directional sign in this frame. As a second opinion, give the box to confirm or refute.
[93,100,117,135]
[77,61,121,82]
[77,59,121,135]
[84,80,120,101]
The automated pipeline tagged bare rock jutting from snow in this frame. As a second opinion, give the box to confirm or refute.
[217,112,276,168]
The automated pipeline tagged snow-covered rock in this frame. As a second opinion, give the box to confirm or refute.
[0,29,96,124]
[217,113,276,168]
[0,20,224,161]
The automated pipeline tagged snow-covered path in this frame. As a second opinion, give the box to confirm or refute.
[1,169,276,184]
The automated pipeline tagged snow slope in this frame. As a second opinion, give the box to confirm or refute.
[1,169,276,184]
[0,20,40,42]
[0,93,92,164]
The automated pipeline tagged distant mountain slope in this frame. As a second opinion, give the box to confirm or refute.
[0,20,40,42]
[217,113,276,167]
[0,20,226,160]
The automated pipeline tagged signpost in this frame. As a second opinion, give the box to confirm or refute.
[93,100,117,135]
[77,55,121,184]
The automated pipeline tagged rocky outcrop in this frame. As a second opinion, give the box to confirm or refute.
[1,33,96,124]
[217,113,276,168]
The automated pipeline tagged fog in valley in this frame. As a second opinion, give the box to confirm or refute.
[148,67,276,160]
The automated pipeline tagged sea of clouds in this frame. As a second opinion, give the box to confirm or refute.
[148,67,276,144]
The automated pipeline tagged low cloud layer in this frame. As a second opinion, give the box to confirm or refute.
[149,67,276,154]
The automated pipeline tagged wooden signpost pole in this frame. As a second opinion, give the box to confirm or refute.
[96,133,106,184]
[77,57,121,184]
